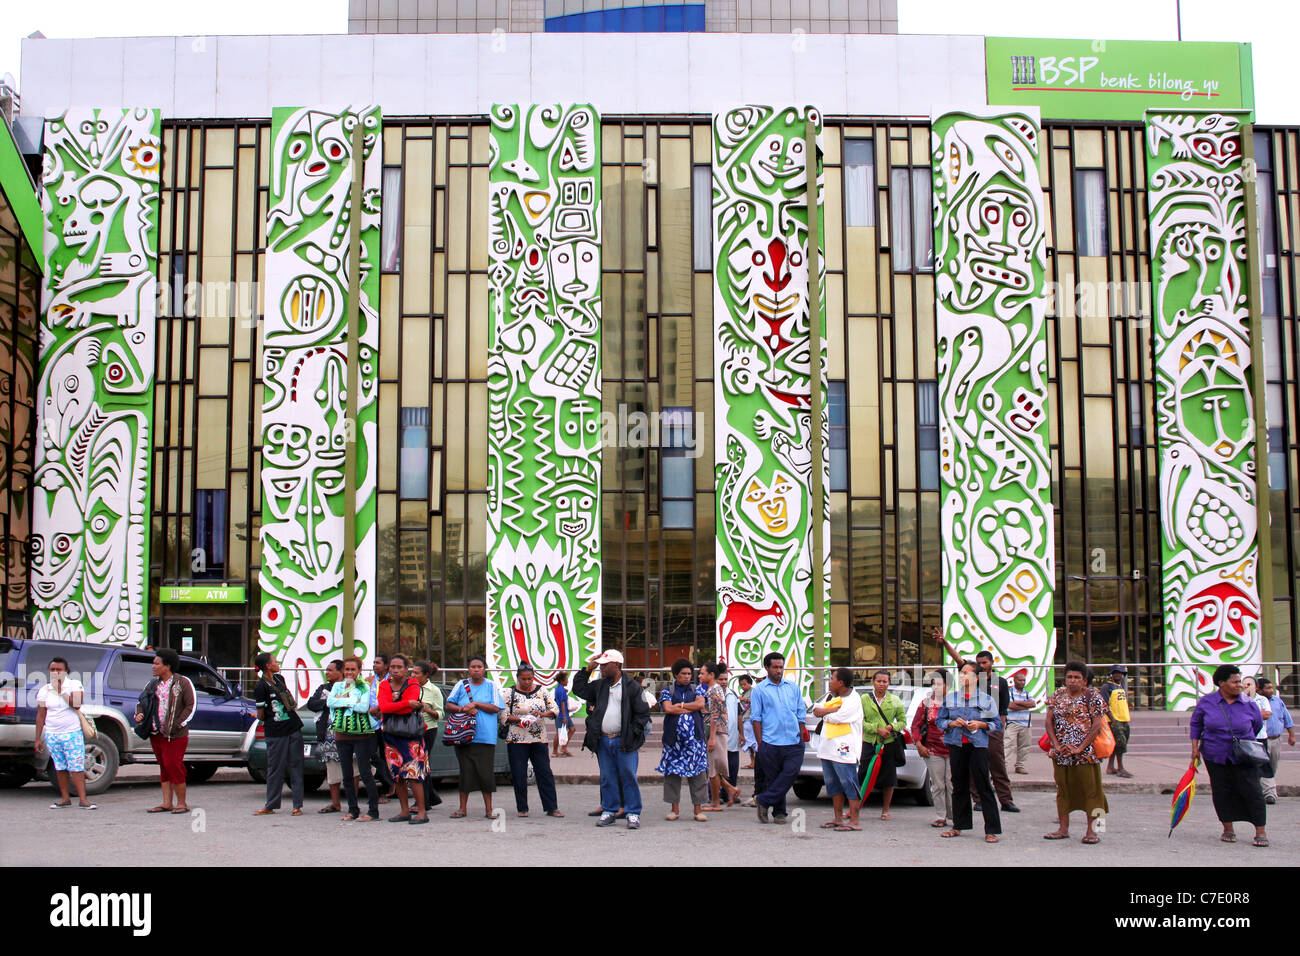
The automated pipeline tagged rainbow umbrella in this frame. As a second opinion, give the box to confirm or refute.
[1168,758,1200,837]
[858,749,882,802]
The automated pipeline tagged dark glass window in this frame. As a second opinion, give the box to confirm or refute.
[919,382,939,491]
[400,407,429,500]
[1074,168,1108,256]
[829,382,847,492]
[661,406,694,530]
[844,138,875,228]
[381,167,403,272]
[890,167,933,271]
[194,489,227,579]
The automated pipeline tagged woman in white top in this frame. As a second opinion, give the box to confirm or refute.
[812,667,864,831]
[35,656,95,809]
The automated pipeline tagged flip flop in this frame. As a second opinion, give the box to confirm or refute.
[820,820,842,829]
[984,834,999,843]
[318,806,341,814]
[1043,833,1070,840]
[408,817,430,825]
[147,805,173,813]
[449,811,467,819]
[1253,837,1269,848]
[290,809,303,816]
[931,819,947,827]
[1105,769,1118,775]
[341,814,359,822]
[940,829,961,838]
[546,810,565,818]
[1081,835,1100,844]
[879,811,891,820]
[172,806,190,814]
[1221,833,1237,843]
[834,824,862,831]
[1115,771,1134,778]
[252,808,276,815]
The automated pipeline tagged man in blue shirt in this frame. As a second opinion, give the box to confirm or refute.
[1257,678,1295,804]
[749,651,807,824]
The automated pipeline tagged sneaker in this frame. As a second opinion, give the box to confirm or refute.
[756,805,771,824]
[626,814,640,829]
[773,813,789,824]
[1001,803,1020,813]
[596,812,616,827]
[1265,795,1277,805]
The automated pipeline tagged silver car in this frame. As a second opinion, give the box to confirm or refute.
[792,684,931,802]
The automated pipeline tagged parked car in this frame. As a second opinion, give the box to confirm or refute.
[245,683,512,790]
[793,682,931,802]
[0,637,257,795]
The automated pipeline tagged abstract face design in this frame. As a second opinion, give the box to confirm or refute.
[1186,581,1258,654]
[1175,330,1250,462]
[741,470,800,538]
[30,484,83,606]
[548,239,599,305]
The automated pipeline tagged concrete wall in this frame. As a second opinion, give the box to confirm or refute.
[19,32,985,119]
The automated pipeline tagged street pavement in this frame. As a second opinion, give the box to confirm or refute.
[2,774,1294,867]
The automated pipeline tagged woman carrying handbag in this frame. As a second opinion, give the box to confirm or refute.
[329,657,380,822]
[377,654,429,825]
[1189,664,1270,847]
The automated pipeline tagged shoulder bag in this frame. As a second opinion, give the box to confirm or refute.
[331,681,374,736]
[133,679,158,740]
[382,679,424,739]
[441,680,477,745]
[868,693,907,767]
[1216,698,1271,769]
[500,689,515,740]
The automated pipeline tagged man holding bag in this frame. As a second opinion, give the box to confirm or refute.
[860,669,906,821]
[813,667,864,831]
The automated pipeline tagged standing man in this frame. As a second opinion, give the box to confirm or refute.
[1257,678,1295,805]
[1004,669,1035,775]
[860,669,906,821]
[1098,666,1133,778]
[813,667,864,831]
[750,651,807,824]
[701,661,741,810]
[252,652,305,816]
[368,653,397,799]
[411,661,444,808]
[573,649,650,829]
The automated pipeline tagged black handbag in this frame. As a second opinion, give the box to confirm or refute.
[383,680,424,739]
[868,693,907,767]
[133,680,158,740]
[1217,698,1271,769]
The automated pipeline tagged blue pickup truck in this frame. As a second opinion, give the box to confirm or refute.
[0,637,257,794]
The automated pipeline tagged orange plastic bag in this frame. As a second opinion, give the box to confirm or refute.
[1092,715,1115,759]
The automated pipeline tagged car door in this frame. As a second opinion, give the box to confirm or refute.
[177,660,253,757]
[104,653,158,757]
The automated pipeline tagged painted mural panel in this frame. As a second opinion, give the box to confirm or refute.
[1145,111,1260,710]
[33,108,160,645]
[486,104,602,689]
[260,106,381,700]
[931,108,1055,702]
[713,105,829,696]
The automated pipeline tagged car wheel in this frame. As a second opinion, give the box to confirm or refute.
[792,779,823,801]
[0,766,36,789]
[248,765,267,784]
[184,762,219,784]
[48,734,119,796]
[912,771,935,806]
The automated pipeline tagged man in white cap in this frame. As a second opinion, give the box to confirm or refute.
[572,649,651,829]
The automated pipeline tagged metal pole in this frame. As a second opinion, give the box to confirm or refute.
[1241,122,1275,662]
[805,115,826,693]
[342,120,365,661]
[1176,0,1182,40]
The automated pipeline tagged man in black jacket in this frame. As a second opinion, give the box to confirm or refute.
[572,649,650,829]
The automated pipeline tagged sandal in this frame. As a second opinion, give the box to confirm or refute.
[252,808,276,815]
[821,820,842,829]
[1253,837,1269,848]
[147,805,173,813]
[341,813,359,822]
[78,803,98,810]
[50,801,72,809]
[931,819,946,827]
[879,811,891,821]
[1043,832,1070,840]
[1221,833,1237,843]
[290,808,303,816]
[388,814,412,823]
[357,814,378,822]
[665,811,680,821]
[693,813,709,822]
[172,806,190,814]
[1115,770,1133,778]
[546,810,565,818]
[940,829,961,838]
[517,811,529,817]
[835,823,862,831]
[449,811,467,819]
[1081,835,1100,844]
[984,834,999,844]
[319,805,341,814]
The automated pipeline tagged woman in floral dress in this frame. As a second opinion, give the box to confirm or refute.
[1044,661,1109,844]
[658,658,710,822]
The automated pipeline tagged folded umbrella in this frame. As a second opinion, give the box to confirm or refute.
[858,748,882,803]
[1168,757,1199,838]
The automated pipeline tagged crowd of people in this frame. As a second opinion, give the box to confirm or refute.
[28,642,1295,846]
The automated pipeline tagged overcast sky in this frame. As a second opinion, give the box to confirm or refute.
[2,0,1297,120]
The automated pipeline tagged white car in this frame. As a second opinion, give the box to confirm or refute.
[793,684,931,802]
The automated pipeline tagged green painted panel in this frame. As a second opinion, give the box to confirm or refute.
[932,108,1055,704]
[487,104,601,689]
[33,108,160,645]
[259,106,381,701]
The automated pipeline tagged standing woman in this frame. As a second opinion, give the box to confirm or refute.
[1043,661,1109,844]
[35,657,95,809]
[912,669,952,829]
[552,672,575,758]
[329,656,379,822]
[445,656,504,819]
[377,654,429,825]
[502,663,563,817]
[411,661,444,809]
[1190,664,1269,847]
[738,674,756,769]
[658,658,710,822]
[134,648,196,814]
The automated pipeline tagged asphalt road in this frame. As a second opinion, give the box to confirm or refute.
[1,777,1293,866]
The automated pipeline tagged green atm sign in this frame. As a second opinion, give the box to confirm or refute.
[986,37,1254,121]
[160,586,247,604]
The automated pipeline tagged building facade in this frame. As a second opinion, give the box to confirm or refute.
[11,32,1300,707]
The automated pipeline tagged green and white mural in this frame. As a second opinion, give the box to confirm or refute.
[260,106,381,700]
[931,108,1055,702]
[1145,111,1260,710]
[33,108,160,644]
[713,105,829,696]
[486,104,602,688]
